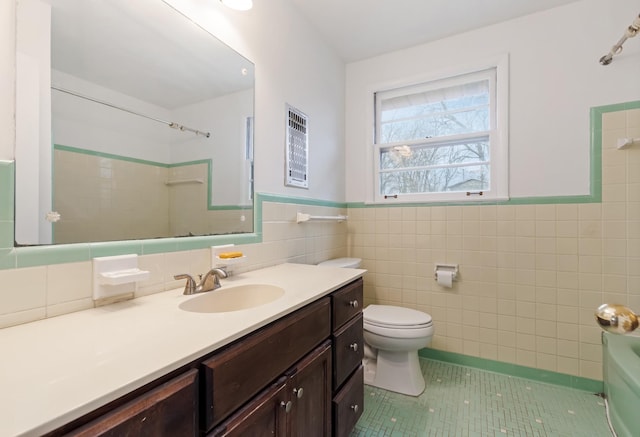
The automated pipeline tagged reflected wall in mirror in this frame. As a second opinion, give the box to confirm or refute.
[15,0,255,245]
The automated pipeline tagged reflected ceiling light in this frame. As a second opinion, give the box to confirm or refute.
[220,0,253,11]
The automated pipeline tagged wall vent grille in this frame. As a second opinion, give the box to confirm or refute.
[285,104,308,188]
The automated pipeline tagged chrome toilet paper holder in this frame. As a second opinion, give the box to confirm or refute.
[434,263,459,281]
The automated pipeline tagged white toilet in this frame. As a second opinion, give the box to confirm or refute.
[318,257,434,396]
[363,305,433,396]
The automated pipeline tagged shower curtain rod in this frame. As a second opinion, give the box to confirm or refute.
[599,13,640,65]
[51,86,211,138]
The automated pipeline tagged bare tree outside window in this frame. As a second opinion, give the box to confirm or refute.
[375,73,494,197]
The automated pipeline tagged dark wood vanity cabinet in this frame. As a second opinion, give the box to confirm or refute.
[50,278,364,437]
[210,342,332,437]
[202,298,331,432]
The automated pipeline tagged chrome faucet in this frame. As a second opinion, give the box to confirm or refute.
[174,274,196,295]
[174,268,228,295]
[196,268,228,293]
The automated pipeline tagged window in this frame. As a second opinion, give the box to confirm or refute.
[373,63,508,203]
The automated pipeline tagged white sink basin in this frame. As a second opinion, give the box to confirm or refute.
[179,284,285,313]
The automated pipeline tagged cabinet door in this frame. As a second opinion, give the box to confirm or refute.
[287,341,332,437]
[208,378,288,437]
[67,369,199,437]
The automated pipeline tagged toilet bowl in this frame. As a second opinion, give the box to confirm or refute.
[363,304,433,396]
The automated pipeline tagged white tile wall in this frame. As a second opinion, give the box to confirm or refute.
[0,201,348,329]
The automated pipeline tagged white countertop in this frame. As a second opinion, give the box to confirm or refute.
[0,263,365,437]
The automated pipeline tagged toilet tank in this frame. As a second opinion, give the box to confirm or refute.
[318,258,362,268]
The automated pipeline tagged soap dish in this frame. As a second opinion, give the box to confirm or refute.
[215,255,246,266]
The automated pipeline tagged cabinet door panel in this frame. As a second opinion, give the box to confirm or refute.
[209,378,287,437]
[333,314,364,390]
[203,298,330,430]
[67,369,198,437]
[288,341,332,437]
[332,365,364,437]
[331,278,363,330]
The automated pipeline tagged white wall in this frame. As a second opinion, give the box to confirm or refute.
[345,0,640,202]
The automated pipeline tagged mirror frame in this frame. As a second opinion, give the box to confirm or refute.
[11,0,258,254]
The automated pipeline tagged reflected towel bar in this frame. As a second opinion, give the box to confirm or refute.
[296,212,348,223]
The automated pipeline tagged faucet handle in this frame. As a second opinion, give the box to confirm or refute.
[174,274,197,295]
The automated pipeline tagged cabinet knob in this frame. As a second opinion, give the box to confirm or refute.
[281,400,292,413]
[350,342,358,352]
[293,387,304,399]
[349,300,359,308]
[351,404,359,413]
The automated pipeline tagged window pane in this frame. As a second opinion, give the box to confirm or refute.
[380,164,489,195]
[380,107,489,143]
[380,140,489,170]
[378,79,490,143]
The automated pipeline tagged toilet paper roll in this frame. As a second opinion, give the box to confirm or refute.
[437,270,453,288]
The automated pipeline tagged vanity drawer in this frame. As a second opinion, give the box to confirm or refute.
[332,313,363,391]
[202,297,331,431]
[65,369,199,437]
[331,278,363,330]
[332,365,364,437]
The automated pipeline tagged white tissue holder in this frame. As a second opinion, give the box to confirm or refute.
[93,254,149,300]
[434,263,459,281]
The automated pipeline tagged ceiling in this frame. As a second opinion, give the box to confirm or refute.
[49,0,254,109]
[286,0,581,62]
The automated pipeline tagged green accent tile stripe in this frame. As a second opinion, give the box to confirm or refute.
[0,161,14,222]
[419,348,603,393]
[258,192,348,208]
[16,244,92,268]
[54,144,169,167]
[0,249,16,270]
[0,161,14,252]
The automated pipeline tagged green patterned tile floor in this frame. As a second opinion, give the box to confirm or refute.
[351,358,611,437]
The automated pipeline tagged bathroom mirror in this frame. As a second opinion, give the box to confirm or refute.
[14,0,255,245]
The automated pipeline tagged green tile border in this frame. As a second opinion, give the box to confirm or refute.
[419,348,603,393]
[54,144,169,167]
[1,100,638,269]
[0,180,348,269]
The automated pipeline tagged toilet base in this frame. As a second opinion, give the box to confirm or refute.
[362,350,425,396]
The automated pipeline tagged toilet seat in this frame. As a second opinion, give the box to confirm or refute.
[364,305,433,339]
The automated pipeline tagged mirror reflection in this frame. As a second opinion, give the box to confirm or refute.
[15,0,255,245]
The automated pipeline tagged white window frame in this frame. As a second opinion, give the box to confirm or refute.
[370,55,509,204]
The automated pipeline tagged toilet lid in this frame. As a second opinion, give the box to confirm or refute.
[317,257,362,268]
[364,305,432,328]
